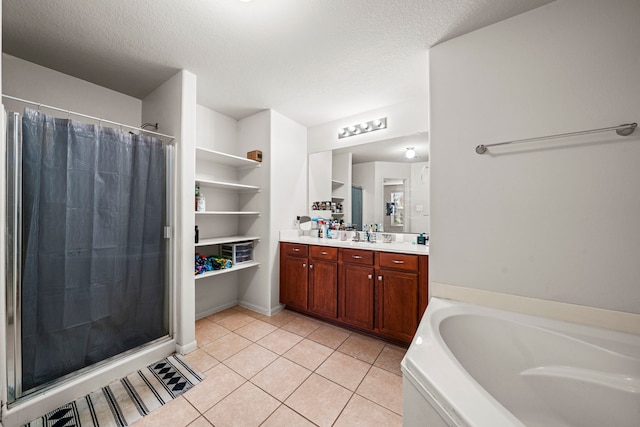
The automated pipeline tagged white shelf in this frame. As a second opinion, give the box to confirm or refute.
[196,211,260,216]
[332,196,344,201]
[196,147,261,169]
[196,178,260,193]
[331,179,344,188]
[332,213,344,216]
[195,261,261,280]
[195,236,260,247]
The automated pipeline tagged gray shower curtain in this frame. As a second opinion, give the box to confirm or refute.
[20,108,168,392]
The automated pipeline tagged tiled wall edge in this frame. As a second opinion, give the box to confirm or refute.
[430,282,640,336]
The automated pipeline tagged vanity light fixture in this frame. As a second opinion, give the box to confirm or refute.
[405,147,416,159]
[338,117,387,139]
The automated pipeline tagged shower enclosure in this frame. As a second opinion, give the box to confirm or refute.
[5,108,173,403]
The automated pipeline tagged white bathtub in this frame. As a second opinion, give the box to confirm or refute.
[401,298,640,427]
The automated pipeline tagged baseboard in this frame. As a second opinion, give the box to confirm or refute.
[195,300,239,320]
[176,340,198,355]
[430,282,640,335]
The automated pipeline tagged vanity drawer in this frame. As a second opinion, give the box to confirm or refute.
[341,248,374,265]
[378,252,419,272]
[282,242,308,257]
[310,245,338,261]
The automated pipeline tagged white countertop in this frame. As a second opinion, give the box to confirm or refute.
[279,234,429,255]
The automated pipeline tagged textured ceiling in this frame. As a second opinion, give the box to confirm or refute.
[2,0,554,127]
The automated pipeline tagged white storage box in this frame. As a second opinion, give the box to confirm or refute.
[220,241,254,264]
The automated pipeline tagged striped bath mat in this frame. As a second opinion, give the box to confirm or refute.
[25,354,204,427]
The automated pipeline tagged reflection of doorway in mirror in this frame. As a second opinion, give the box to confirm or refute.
[384,180,405,232]
[352,185,363,231]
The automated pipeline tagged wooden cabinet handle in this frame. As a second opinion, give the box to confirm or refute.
[378,276,383,281]
[392,260,404,264]
[352,255,363,259]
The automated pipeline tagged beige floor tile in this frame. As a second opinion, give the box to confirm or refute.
[257,328,303,355]
[224,343,278,379]
[195,321,231,347]
[195,317,213,330]
[201,332,251,361]
[307,324,351,349]
[215,312,257,331]
[316,351,371,391]
[356,366,403,415]
[334,394,402,427]
[374,344,407,376]
[285,374,353,427]
[187,416,214,427]
[203,382,279,427]
[281,315,323,337]
[261,309,300,327]
[133,396,199,427]
[283,339,333,371]
[232,305,266,320]
[251,357,311,401]
[182,364,245,413]
[261,404,316,427]
[205,308,237,323]
[337,333,385,364]
[183,348,219,373]
[235,319,278,342]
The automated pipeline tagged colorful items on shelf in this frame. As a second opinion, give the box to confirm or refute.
[195,253,233,275]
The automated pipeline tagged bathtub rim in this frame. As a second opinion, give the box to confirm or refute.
[401,297,640,427]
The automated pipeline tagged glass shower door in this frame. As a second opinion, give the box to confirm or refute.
[5,109,172,402]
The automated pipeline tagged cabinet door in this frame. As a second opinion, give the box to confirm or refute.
[309,259,338,318]
[281,254,308,311]
[339,264,375,330]
[376,268,418,343]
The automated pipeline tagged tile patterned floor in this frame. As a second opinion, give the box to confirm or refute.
[134,306,406,426]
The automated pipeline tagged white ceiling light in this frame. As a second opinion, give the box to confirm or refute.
[338,117,387,139]
[405,147,416,159]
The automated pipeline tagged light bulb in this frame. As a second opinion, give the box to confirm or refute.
[405,147,416,159]
[360,122,370,131]
[339,128,348,136]
[373,119,382,128]
[348,125,357,133]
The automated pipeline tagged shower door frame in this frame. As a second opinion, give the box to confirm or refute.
[3,111,176,406]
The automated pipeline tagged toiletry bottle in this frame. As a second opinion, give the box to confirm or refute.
[195,225,199,243]
[195,185,200,210]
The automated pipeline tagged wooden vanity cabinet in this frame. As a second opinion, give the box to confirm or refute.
[280,242,309,311]
[376,252,420,342]
[280,241,428,345]
[308,246,338,319]
[339,249,375,330]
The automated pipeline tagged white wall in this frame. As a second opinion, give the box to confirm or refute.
[409,163,429,234]
[196,105,238,153]
[268,111,308,310]
[308,98,428,154]
[142,70,198,353]
[430,0,640,315]
[332,152,352,221]
[3,54,140,125]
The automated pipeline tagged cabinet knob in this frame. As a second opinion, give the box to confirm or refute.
[378,276,383,281]
[310,264,314,269]
[368,274,372,280]
[392,260,405,264]
[352,255,363,259]
[293,248,300,252]
[303,263,306,268]
[321,251,328,255]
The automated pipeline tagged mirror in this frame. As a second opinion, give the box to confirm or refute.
[310,132,429,234]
